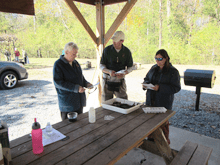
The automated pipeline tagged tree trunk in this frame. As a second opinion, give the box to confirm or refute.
[159,0,162,48]
[167,0,171,48]
[167,0,170,18]
[56,0,74,38]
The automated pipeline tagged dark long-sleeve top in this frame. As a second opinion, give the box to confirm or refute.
[100,44,133,72]
[143,63,181,110]
[53,55,89,112]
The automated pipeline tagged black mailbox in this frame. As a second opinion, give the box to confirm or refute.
[184,69,216,111]
[184,69,216,88]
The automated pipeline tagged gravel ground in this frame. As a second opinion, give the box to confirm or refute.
[0,65,220,141]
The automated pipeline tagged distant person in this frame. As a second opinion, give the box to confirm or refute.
[53,42,93,121]
[22,49,25,59]
[100,31,133,103]
[143,49,181,144]
[22,49,27,63]
[14,48,20,62]
[37,49,42,58]
[26,55,30,64]
[4,50,11,61]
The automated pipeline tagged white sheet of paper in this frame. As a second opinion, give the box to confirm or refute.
[142,83,155,90]
[42,128,66,146]
[116,70,126,74]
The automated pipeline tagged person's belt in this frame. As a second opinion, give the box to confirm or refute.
[102,73,111,79]
[103,73,125,80]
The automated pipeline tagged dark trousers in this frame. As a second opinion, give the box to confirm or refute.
[60,107,83,121]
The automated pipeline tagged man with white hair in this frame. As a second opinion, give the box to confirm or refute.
[100,31,133,102]
[53,42,93,120]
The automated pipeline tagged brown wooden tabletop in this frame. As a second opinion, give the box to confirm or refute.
[10,107,175,165]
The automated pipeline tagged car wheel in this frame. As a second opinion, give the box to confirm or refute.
[0,71,18,89]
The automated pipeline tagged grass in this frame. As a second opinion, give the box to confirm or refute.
[25,58,98,69]
[0,57,97,69]
[23,58,98,79]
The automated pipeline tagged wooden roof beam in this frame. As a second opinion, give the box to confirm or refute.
[104,0,137,46]
[72,0,127,6]
[64,0,97,44]
[0,0,35,15]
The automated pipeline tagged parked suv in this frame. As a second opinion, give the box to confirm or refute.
[0,61,28,89]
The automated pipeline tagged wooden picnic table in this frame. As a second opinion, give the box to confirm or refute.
[10,106,176,165]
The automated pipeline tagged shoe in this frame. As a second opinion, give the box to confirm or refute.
[148,138,154,142]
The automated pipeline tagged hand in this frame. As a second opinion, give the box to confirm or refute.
[87,83,93,89]
[116,73,125,79]
[78,86,85,93]
[124,70,128,75]
[142,84,147,91]
[152,84,159,91]
[110,70,116,77]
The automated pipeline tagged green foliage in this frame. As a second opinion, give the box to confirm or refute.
[202,0,220,20]
[0,13,10,33]
[1,0,220,65]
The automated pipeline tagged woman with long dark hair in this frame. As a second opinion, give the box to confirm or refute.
[143,49,181,144]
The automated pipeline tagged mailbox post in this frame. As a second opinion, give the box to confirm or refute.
[195,86,201,111]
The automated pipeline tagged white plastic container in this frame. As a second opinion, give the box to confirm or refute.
[101,98,143,114]
[89,107,96,123]
[45,122,53,135]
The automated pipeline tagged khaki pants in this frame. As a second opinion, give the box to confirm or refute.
[101,78,128,103]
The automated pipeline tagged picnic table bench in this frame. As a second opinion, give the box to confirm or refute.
[170,140,212,165]
[132,62,141,70]
[140,139,212,165]
[81,61,91,69]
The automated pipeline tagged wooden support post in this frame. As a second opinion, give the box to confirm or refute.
[96,1,105,105]
[151,128,176,165]
[63,0,137,105]
[139,139,178,158]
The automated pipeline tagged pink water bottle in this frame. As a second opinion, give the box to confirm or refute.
[31,118,44,154]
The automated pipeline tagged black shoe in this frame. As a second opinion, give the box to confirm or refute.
[148,138,154,142]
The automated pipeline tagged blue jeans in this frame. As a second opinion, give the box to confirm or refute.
[15,56,19,62]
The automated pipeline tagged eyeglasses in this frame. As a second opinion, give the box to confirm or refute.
[155,57,163,61]
[88,87,97,94]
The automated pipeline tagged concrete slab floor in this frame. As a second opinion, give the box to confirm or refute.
[115,126,220,165]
